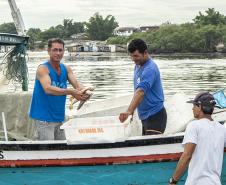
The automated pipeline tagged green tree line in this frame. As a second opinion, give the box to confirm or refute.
[0,13,118,49]
[107,8,226,53]
[1,8,226,53]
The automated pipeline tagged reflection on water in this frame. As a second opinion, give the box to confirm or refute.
[26,52,226,102]
[159,59,226,97]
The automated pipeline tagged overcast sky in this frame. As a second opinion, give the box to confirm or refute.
[1,0,226,30]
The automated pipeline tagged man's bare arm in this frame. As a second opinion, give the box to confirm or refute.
[119,88,144,123]
[169,143,196,184]
[37,65,87,101]
[66,65,84,90]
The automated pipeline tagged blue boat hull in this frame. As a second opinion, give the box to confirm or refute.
[1,156,226,185]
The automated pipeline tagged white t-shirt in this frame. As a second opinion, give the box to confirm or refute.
[183,118,226,185]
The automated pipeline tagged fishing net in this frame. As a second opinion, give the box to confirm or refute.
[0,40,28,91]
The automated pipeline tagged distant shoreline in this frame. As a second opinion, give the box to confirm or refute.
[151,52,226,59]
[27,50,226,59]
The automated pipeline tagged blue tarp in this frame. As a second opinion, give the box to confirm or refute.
[213,90,226,109]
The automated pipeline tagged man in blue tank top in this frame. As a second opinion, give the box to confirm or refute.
[29,38,90,140]
[119,39,167,135]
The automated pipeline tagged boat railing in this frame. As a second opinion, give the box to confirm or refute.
[1,112,8,141]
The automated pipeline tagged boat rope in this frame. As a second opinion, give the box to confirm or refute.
[0,40,28,91]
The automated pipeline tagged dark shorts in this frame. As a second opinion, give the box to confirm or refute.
[141,107,167,135]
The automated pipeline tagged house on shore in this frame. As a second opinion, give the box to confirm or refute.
[114,27,139,37]
[140,26,159,32]
[66,41,111,52]
[114,25,159,37]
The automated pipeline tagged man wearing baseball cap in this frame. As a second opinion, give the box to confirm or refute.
[169,92,226,185]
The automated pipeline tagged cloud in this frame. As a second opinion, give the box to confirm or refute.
[1,0,226,29]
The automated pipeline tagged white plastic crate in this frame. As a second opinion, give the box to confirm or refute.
[60,116,131,144]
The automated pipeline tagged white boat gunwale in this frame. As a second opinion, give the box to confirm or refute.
[0,134,184,151]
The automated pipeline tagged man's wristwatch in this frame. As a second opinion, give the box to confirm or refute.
[169,177,178,184]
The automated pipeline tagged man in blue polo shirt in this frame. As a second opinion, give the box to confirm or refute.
[119,39,167,135]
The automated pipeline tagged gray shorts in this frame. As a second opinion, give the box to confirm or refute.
[34,120,65,140]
